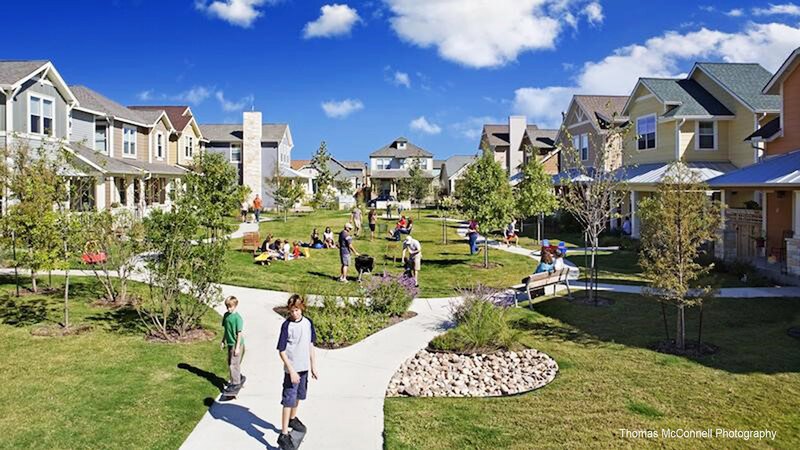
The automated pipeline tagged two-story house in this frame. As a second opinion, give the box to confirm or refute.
[479,116,559,180]
[619,62,780,238]
[369,137,436,199]
[130,105,205,168]
[439,155,477,195]
[555,95,629,173]
[291,156,366,208]
[708,48,800,277]
[200,111,301,209]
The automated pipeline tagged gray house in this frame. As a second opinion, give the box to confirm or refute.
[200,112,302,208]
[369,137,436,198]
[439,155,477,195]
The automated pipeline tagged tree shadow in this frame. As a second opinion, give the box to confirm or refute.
[0,295,49,326]
[178,363,227,392]
[420,258,469,267]
[532,294,800,374]
[202,397,279,449]
[85,307,145,334]
[307,271,342,282]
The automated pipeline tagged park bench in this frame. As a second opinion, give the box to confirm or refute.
[517,267,572,307]
[242,232,261,254]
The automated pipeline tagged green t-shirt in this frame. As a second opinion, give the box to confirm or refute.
[222,311,244,348]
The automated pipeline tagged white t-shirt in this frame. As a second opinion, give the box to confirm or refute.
[403,237,422,255]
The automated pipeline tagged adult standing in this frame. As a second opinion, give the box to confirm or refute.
[240,199,250,223]
[351,207,363,237]
[368,209,377,241]
[338,223,359,282]
[253,194,263,223]
[467,219,480,255]
[402,235,422,287]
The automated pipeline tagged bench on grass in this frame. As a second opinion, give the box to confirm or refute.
[242,232,261,254]
[517,267,572,307]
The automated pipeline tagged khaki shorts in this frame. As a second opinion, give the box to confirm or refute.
[411,253,421,270]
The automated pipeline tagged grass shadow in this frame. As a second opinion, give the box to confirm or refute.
[85,307,146,334]
[0,295,50,326]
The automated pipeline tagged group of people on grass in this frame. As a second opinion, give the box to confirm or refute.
[255,235,306,265]
[221,294,318,450]
[388,215,413,241]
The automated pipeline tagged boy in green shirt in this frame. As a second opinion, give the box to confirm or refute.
[221,296,246,392]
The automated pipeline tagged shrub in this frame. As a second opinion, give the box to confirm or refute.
[305,294,387,348]
[429,286,522,353]
[362,272,417,316]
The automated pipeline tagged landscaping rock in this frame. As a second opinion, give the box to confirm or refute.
[386,349,558,398]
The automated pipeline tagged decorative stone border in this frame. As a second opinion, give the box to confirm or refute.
[386,349,558,398]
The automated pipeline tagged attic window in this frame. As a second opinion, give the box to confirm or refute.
[397,141,407,150]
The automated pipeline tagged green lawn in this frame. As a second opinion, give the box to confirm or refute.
[222,210,537,298]
[0,276,226,449]
[385,292,800,449]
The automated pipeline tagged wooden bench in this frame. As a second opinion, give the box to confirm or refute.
[518,267,572,307]
[242,232,261,254]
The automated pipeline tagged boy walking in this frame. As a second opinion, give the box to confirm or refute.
[277,295,319,450]
[220,296,245,393]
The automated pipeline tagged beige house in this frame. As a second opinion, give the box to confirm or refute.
[555,95,628,173]
[479,116,558,180]
[619,63,780,238]
[130,105,205,167]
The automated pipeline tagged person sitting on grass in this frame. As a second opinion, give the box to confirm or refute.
[534,250,555,274]
[310,228,323,248]
[389,215,408,241]
[323,227,336,248]
[259,234,274,253]
[280,240,291,261]
[504,219,519,247]
[400,218,414,236]
[292,241,302,259]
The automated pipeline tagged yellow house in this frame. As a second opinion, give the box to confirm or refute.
[619,63,779,237]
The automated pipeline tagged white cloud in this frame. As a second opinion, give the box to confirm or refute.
[321,98,364,118]
[512,23,800,128]
[393,71,411,88]
[385,0,601,68]
[137,89,154,101]
[451,116,499,140]
[582,2,603,25]
[409,116,442,135]
[726,8,744,17]
[175,86,212,105]
[195,0,268,28]
[304,4,361,38]
[216,91,254,112]
[753,3,800,16]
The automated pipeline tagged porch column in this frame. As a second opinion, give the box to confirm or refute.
[794,191,800,238]
[630,191,640,239]
[96,176,106,211]
[126,177,134,208]
[716,190,726,259]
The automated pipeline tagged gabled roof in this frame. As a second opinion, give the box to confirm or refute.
[708,149,800,187]
[481,124,557,149]
[130,106,192,131]
[71,85,148,126]
[574,95,629,128]
[691,62,780,112]
[441,155,477,180]
[370,169,436,179]
[67,142,143,176]
[763,47,800,95]
[132,109,176,131]
[338,160,366,170]
[745,116,781,142]
[0,60,78,105]
[291,159,311,170]
[199,123,290,143]
[370,137,433,158]
[627,78,733,118]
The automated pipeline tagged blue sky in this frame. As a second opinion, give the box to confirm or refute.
[4,1,800,160]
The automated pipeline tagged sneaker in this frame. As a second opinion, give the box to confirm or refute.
[289,417,307,433]
[240,375,247,386]
[277,432,295,450]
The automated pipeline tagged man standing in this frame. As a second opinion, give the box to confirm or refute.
[402,234,422,287]
[351,207,363,237]
[253,194,263,223]
[338,223,359,282]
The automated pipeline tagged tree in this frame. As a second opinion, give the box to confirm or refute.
[84,209,145,304]
[515,149,558,242]
[438,195,458,244]
[310,141,352,209]
[139,152,240,340]
[267,165,305,222]
[455,147,515,268]
[639,163,721,351]
[397,158,431,218]
[558,108,631,304]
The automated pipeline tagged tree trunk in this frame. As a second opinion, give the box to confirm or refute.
[697,303,704,345]
[31,272,38,294]
[676,304,686,350]
[661,301,670,341]
[483,238,489,269]
[12,233,19,297]
[63,269,70,329]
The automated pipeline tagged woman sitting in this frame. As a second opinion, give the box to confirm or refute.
[259,233,274,253]
[534,250,555,274]
[389,216,409,240]
[323,227,336,248]
[310,228,323,248]
[400,218,414,235]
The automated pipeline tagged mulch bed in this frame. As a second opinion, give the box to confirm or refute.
[649,340,719,357]
[30,323,93,337]
[146,328,216,344]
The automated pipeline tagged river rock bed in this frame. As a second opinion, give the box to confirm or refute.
[386,349,558,397]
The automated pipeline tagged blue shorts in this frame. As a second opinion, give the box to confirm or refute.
[281,371,308,407]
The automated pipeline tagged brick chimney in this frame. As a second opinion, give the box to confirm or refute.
[242,111,263,201]
[508,115,527,176]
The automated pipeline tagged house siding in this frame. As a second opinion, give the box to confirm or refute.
[150,120,170,162]
[0,92,5,132]
[680,119,730,162]
[624,91,674,165]
[70,109,95,147]
[11,77,69,140]
[177,123,201,166]
[168,134,179,165]
[768,66,800,155]
[261,143,278,208]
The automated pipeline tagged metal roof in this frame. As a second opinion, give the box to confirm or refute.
[708,150,800,187]
[616,161,737,185]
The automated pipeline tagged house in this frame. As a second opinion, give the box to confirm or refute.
[479,116,558,179]
[555,95,629,173]
[708,48,800,276]
[439,155,477,195]
[618,62,780,238]
[200,112,304,208]
[369,137,437,199]
[291,156,366,208]
[129,105,205,167]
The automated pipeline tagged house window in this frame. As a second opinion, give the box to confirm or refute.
[156,132,164,159]
[230,143,242,163]
[95,125,107,153]
[376,158,389,170]
[123,126,137,157]
[184,136,194,158]
[636,115,656,150]
[697,121,716,150]
[115,178,127,205]
[29,95,54,136]
[399,158,406,168]
[573,134,589,161]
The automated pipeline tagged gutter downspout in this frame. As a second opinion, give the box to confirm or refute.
[675,118,686,160]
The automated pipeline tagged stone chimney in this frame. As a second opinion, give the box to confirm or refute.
[242,111,263,201]
[508,115,527,176]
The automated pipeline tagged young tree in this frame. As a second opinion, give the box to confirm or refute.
[558,109,631,304]
[455,147,515,268]
[515,149,559,242]
[438,195,458,244]
[398,158,431,218]
[84,209,145,304]
[267,165,305,222]
[639,163,721,351]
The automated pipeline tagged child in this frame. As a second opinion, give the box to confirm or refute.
[292,241,302,259]
[277,295,319,450]
[220,296,245,392]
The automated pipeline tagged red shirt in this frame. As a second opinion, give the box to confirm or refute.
[253,197,263,209]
